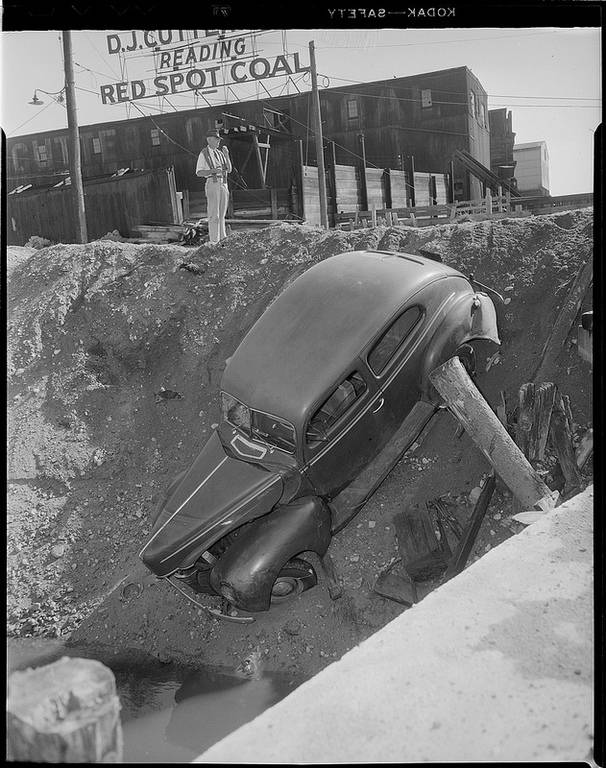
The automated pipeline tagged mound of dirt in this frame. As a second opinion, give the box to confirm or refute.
[7,211,593,675]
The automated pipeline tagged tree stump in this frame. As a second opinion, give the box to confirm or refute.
[7,657,122,762]
[429,357,553,510]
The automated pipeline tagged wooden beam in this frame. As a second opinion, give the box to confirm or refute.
[576,428,593,469]
[549,393,582,496]
[7,657,122,762]
[429,357,554,509]
[442,472,496,582]
[533,258,593,381]
[515,382,557,462]
[252,134,265,187]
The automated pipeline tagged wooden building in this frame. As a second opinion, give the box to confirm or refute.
[7,65,491,221]
[488,108,517,188]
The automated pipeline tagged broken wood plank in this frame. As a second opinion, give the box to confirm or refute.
[394,504,449,581]
[515,382,556,462]
[429,357,553,509]
[549,393,582,496]
[533,258,593,381]
[442,472,496,581]
[374,570,417,606]
[7,657,122,762]
[576,428,593,469]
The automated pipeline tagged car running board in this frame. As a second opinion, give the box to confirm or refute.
[329,400,439,533]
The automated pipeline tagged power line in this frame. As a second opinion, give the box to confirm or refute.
[7,101,58,137]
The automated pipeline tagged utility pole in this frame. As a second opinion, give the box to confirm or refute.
[62,31,88,243]
[308,40,329,229]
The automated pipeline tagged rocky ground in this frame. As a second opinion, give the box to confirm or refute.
[7,209,593,678]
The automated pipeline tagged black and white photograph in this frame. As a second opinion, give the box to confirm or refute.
[4,4,600,763]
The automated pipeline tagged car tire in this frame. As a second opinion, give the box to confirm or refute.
[270,557,317,604]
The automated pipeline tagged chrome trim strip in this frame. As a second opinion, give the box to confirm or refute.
[159,476,281,563]
[231,434,268,459]
[139,456,229,557]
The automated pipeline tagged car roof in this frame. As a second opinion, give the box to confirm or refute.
[221,250,465,427]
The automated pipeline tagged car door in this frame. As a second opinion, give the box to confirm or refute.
[303,364,389,498]
[366,302,428,435]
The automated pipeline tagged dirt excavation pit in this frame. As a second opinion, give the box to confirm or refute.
[7,209,593,677]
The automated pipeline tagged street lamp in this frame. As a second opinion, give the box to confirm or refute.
[28,88,66,106]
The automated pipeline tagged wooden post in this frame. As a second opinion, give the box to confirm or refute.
[515,382,557,462]
[442,473,496,582]
[392,211,399,226]
[308,41,329,228]
[485,188,493,215]
[270,187,278,220]
[371,203,377,227]
[497,185,503,212]
[62,31,88,243]
[429,357,554,509]
[409,155,416,208]
[328,140,338,225]
[296,139,306,221]
[448,159,456,203]
[358,132,368,212]
[533,258,593,381]
[7,657,122,762]
[549,393,582,495]
[576,428,593,469]
[384,168,393,210]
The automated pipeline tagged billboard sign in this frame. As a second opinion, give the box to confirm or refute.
[100,30,309,104]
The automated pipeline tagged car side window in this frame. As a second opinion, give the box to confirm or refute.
[368,306,423,374]
[307,372,367,442]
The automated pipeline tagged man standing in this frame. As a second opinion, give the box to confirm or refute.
[196,129,232,244]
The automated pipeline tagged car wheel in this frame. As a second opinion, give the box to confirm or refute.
[270,557,317,604]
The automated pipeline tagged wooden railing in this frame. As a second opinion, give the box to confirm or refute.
[332,191,593,230]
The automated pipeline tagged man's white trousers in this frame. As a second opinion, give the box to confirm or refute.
[205,179,229,243]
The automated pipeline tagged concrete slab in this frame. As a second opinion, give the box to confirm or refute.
[196,485,593,764]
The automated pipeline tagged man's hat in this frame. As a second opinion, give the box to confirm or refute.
[206,129,221,138]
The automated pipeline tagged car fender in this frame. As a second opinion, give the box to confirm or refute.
[209,495,332,612]
[419,291,500,399]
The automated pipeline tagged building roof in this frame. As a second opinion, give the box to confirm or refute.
[514,141,547,151]
[221,250,461,427]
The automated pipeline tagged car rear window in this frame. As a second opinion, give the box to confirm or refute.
[368,306,422,374]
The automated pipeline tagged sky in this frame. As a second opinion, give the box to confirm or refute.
[1,27,601,195]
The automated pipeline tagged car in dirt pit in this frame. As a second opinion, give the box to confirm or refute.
[140,250,500,613]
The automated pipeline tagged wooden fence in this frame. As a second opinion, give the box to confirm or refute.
[302,162,450,226]
[6,167,182,246]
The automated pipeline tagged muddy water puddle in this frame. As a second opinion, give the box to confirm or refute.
[7,638,306,762]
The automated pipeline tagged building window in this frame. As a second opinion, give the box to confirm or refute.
[36,144,48,163]
[421,89,432,108]
[347,98,359,119]
[92,137,102,154]
[151,128,161,146]
[368,306,423,374]
[480,103,487,128]
[469,91,476,117]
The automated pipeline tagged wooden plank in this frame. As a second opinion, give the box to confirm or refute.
[576,428,593,469]
[442,472,496,581]
[549,393,582,496]
[533,258,593,381]
[394,504,449,581]
[7,657,122,762]
[429,357,553,510]
[515,382,557,462]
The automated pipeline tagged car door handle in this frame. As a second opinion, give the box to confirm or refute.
[372,397,385,414]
